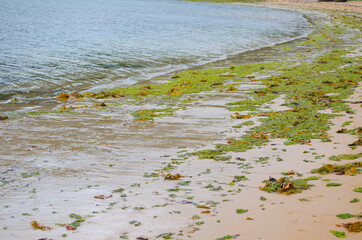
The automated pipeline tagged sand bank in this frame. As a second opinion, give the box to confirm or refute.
[265,0,362,13]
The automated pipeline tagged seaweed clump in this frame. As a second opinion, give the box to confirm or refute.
[342,221,362,232]
[259,176,319,195]
[329,153,362,161]
[131,107,176,121]
[311,162,361,175]
[216,49,361,153]
[189,149,232,161]
[31,221,53,231]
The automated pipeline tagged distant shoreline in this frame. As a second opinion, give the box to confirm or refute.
[234,0,362,13]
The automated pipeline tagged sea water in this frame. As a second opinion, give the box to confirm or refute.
[0,0,311,101]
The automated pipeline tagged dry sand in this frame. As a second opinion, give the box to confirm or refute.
[266,0,362,13]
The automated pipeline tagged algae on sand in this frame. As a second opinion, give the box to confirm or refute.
[311,162,361,176]
[259,176,320,195]
[215,48,361,154]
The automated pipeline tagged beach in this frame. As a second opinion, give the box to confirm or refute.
[0,1,361,240]
[266,0,362,13]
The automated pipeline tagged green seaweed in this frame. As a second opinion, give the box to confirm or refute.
[236,209,248,214]
[112,188,125,193]
[192,215,200,220]
[259,196,267,201]
[337,127,362,136]
[143,172,158,178]
[68,213,85,228]
[326,182,342,187]
[350,198,360,203]
[216,235,234,240]
[337,213,355,219]
[189,149,231,161]
[341,121,353,127]
[259,176,319,195]
[204,184,223,191]
[311,162,361,175]
[98,61,282,103]
[298,198,311,202]
[232,175,248,183]
[21,172,39,178]
[329,230,346,238]
[178,181,191,186]
[131,107,176,121]
[209,48,361,154]
[232,120,255,128]
[329,153,362,161]
[129,220,141,227]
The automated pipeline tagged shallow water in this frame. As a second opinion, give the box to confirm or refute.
[0,86,255,239]
[0,0,311,102]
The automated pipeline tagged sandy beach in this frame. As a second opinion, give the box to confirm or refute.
[267,0,362,13]
[0,1,361,240]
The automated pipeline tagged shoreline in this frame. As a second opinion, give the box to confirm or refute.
[0,2,361,240]
[0,2,312,109]
[263,0,362,13]
[0,4,314,114]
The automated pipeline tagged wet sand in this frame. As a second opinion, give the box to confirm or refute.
[0,2,361,240]
[191,84,362,240]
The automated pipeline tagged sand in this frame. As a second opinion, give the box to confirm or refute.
[266,0,362,13]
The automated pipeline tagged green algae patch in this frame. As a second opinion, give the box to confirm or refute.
[236,209,248,214]
[57,213,86,230]
[131,107,176,121]
[337,213,356,219]
[189,149,232,161]
[326,182,342,187]
[217,134,269,153]
[143,172,158,178]
[112,188,125,193]
[337,14,362,31]
[259,176,319,195]
[232,120,255,128]
[329,153,362,161]
[21,172,39,178]
[215,49,361,154]
[255,110,332,144]
[311,162,361,176]
[100,61,283,101]
[227,97,277,112]
[298,198,311,202]
[330,230,346,238]
[216,234,241,240]
[259,196,267,201]
[156,232,175,239]
[337,127,362,136]
[233,175,248,183]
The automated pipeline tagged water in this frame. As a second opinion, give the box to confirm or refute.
[0,0,311,101]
